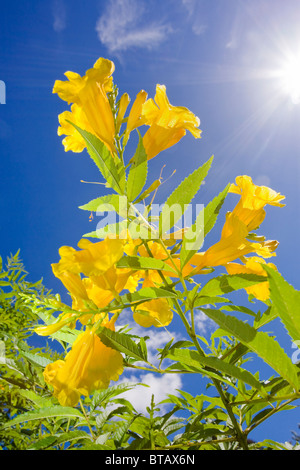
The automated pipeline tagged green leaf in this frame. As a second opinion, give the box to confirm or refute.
[135,179,161,204]
[18,348,52,368]
[69,122,125,195]
[79,194,128,218]
[203,308,299,390]
[264,266,300,342]
[127,133,148,202]
[180,182,229,269]
[91,382,138,411]
[116,255,177,273]
[18,389,54,408]
[2,406,84,428]
[28,430,92,450]
[166,348,264,393]
[28,435,58,450]
[203,184,230,237]
[199,274,266,297]
[97,327,148,362]
[53,430,92,446]
[159,156,213,237]
[83,220,128,239]
[110,286,177,309]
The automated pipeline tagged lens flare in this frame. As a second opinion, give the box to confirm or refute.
[280,55,300,104]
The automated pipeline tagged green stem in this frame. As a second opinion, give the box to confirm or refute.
[245,397,297,436]
[79,399,96,440]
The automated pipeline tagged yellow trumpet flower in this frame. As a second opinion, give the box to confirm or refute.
[43,322,123,407]
[142,84,201,159]
[52,238,125,278]
[53,57,117,154]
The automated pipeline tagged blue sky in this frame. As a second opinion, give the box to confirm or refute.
[1,0,300,443]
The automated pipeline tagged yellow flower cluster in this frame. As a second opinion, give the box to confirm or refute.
[53,57,201,159]
[36,237,175,406]
[42,57,286,408]
[188,175,285,300]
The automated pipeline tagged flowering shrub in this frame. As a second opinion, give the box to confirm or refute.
[1,57,300,451]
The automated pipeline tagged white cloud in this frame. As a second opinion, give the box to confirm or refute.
[114,309,183,413]
[117,372,183,414]
[181,0,196,17]
[52,0,66,33]
[181,0,207,36]
[95,0,173,54]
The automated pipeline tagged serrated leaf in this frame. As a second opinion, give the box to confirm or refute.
[203,308,299,390]
[159,156,213,236]
[69,122,125,195]
[203,184,230,236]
[28,435,57,450]
[98,327,148,362]
[127,133,148,202]
[2,406,84,428]
[83,220,128,239]
[135,179,161,204]
[116,255,176,273]
[28,430,91,450]
[166,348,264,393]
[18,389,53,408]
[264,266,300,342]
[79,194,128,218]
[18,348,52,368]
[180,183,230,269]
[199,273,266,297]
[110,286,177,309]
[91,382,138,410]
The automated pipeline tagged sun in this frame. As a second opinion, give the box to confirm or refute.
[279,54,300,104]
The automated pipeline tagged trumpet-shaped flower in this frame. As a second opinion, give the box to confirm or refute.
[192,214,278,275]
[43,321,123,407]
[57,104,95,153]
[133,298,173,328]
[83,266,138,309]
[52,238,124,278]
[53,57,116,154]
[141,84,201,159]
[229,175,286,210]
[228,176,285,232]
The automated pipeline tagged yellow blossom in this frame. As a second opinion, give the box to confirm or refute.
[191,214,278,275]
[57,104,95,153]
[229,175,286,210]
[141,84,201,159]
[228,176,285,231]
[82,266,137,309]
[43,321,123,407]
[133,298,173,328]
[53,57,116,154]
[52,238,124,278]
